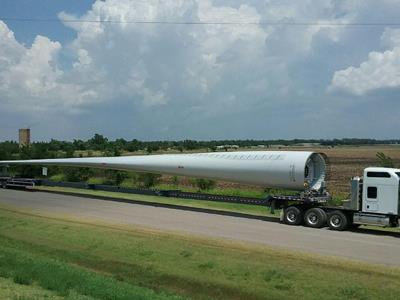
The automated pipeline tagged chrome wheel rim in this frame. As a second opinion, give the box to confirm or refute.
[330,215,341,228]
[307,213,318,225]
[287,211,297,223]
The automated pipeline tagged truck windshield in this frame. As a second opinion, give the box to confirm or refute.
[397,172,400,178]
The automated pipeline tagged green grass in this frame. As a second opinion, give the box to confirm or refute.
[0,276,68,300]
[35,186,278,217]
[120,181,292,199]
[87,177,108,185]
[0,208,400,300]
[0,244,180,300]
[49,173,67,182]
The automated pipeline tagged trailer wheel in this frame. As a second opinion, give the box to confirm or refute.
[327,211,349,231]
[304,208,327,228]
[283,206,304,225]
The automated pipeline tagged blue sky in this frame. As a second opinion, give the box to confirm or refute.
[0,0,399,141]
[1,0,93,45]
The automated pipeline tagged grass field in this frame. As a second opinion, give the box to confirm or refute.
[35,185,277,217]
[0,276,69,300]
[0,208,400,300]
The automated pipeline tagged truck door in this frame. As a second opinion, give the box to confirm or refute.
[364,186,378,212]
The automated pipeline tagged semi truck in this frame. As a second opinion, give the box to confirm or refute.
[274,166,400,231]
[1,151,399,231]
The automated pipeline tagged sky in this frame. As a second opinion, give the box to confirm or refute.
[0,0,399,141]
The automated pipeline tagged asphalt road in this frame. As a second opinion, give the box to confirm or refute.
[1,189,400,266]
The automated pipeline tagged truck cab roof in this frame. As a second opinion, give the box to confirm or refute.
[364,167,400,178]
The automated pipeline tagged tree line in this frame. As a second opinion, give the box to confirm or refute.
[1,134,399,161]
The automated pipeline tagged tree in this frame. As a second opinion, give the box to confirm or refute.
[88,134,108,151]
[126,139,141,152]
[104,170,128,186]
[63,167,93,182]
[0,148,8,160]
[192,178,216,191]
[113,147,121,157]
[65,146,75,158]
[376,152,395,168]
[183,139,198,150]
[114,171,128,185]
[171,176,179,186]
[15,146,39,177]
[73,139,86,151]
[115,138,127,149]
[31,142,52,159]
[48,139,62,151]
[137,173,161,188]
[146,144,159,154]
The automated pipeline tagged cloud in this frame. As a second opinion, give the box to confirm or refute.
[0,21,100,114]
[0,21,25,68]
[62,0,358,107]
[1,1,400,140]
[381,28,400,48]
[0,0,354,116]
[55,0,284,115]
[330,28,400,95]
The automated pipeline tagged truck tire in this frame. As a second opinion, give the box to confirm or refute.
[283,206,304,225]
[327,211,349,231]
[304,208,327,228]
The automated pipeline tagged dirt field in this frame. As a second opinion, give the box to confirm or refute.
[318,145,400,196]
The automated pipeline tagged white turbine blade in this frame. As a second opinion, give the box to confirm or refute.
[0,151,326,191]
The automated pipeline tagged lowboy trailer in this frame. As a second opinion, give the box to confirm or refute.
[1,151,399,231]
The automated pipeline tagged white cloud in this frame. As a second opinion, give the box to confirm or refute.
[7,35,62,96]
[58,0,276,110]
[0,21,25,69]
[0,0,356,116]
[3,0,400,140]
[330,28,400,95]
[260,0,353,55]
[0,21,101,114]
[381,28,400,48]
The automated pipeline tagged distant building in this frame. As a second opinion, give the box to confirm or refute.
[216,145,240,151]
[19,128,30,148]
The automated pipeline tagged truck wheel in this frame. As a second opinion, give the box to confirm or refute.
[327,211,349,231]
[304,208,327,228]
[283,206,304,225]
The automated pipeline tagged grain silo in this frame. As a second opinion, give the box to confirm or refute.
[18,128,31,148]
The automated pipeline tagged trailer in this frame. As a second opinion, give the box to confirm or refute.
[0,177,40,189]
[272,167,400,230]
